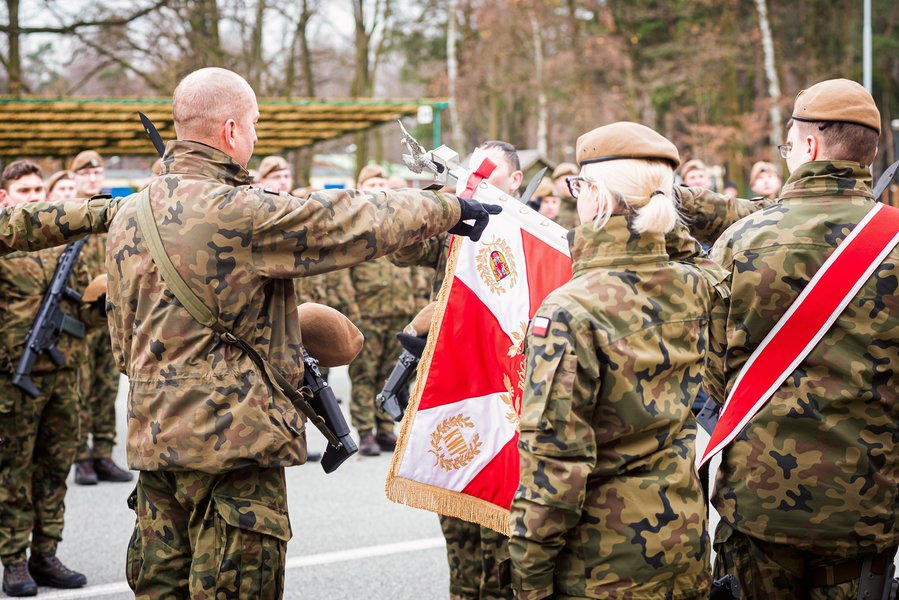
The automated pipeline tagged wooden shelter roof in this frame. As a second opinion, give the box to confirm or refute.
[0,97,445,158]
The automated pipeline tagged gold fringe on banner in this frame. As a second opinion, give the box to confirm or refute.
[384,236,512,537]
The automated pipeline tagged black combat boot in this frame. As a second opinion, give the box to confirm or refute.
[93,457,134,482]
[73,459,98,485]
[375,431,397,452]
[2,562,37,597]
[27,552,87,589]
[359,432,381,457]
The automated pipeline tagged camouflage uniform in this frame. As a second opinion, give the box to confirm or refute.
[0,246,99,565]
[705,161,899,598]
[391,233,512,599]
[674,185,776,245]
[76,234,120,461]
[294,269,360,323]
[511,215,715,600]
[0,196,120,255]
[104,140,461,598]
[555,195,578,230]
[348,257,418,437]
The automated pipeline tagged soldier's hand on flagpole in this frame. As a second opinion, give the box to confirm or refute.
[449,198,502,242]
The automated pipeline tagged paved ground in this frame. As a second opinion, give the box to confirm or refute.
[6,367,897,599]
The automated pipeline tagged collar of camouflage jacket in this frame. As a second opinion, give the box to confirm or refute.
[160,140,252,186]
[779,160,873,201]
[569,215,667,273]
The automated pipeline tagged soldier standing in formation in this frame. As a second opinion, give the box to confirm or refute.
[258,155,294,193]
[349,164,420,456]
[511,123,715,599]
[550,162,579,229]
[45,172,77,203]
[69,151,132,485]
[103,67,498,598]
[0,161,95,596]
[748,159,782,200]
[707,79,898,597]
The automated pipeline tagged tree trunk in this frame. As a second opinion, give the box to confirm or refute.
[754,0,782,152]
[446,0,464,150]
[249,0,266,90]
[5,0,22,96]
[529,9,547,157]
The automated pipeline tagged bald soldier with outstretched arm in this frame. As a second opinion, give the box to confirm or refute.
[103,67,499,599]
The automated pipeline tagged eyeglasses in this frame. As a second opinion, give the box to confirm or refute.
[565,175,598,199]
[777,142,792,159]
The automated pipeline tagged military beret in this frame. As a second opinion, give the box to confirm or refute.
[69,150,103,172]
[792,78,881,134]
[258,155,290,179]
[551,162,578,180]
[679,159,707,178]
[534,177,556,199]
[81,274,107,304]
[749,161,778,186]
[576,122,680,168]
[45,170,73,194]
[296,303,364,367]
[404,302,436,337]
[357,164,385,187]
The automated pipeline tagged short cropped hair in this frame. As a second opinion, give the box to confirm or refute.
[791,119,878,165]
[479,140,520,172]
[2,160,42,190]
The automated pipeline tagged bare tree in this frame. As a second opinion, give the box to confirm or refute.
[754,0,782,153]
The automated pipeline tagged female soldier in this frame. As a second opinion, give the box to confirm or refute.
[510,122,714,599]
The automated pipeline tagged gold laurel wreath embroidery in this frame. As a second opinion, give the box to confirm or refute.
[501,322,529,425]
[475,238,517,295]
[429,414,482,472]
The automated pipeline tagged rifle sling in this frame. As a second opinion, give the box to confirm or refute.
[134,189,341,448]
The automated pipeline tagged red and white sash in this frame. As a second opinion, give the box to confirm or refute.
[700,202,899,466]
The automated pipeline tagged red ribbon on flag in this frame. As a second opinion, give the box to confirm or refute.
[458,155,497,199]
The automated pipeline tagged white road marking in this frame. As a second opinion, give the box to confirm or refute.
[37,537,446,599]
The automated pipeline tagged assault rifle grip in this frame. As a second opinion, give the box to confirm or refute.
[302,352,358,473]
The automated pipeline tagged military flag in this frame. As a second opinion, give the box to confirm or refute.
[386,178,571,534]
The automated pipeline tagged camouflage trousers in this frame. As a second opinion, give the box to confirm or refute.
[0,370,80,564]
[713,521,886,599]
[439,515,512,600]
[126,465,291,600]
[77,328,120,460]
[348,316,407,436]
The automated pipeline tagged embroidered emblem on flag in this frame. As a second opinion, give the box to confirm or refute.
[386,193,572,534]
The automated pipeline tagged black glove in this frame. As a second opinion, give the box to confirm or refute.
[449,197,502,242]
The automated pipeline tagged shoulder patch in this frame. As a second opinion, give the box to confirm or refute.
[531,316,551,337]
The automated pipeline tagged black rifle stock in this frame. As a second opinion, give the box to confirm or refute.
[12,238,88,398]
[377,332,427,421]
[302,351,358,473]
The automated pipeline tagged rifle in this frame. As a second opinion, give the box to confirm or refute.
[302,351,358,473]
[12,238,88,397]
[377,332,427,421]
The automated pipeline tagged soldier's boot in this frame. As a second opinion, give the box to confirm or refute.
[2,562,37,597]
[93,457,133,482]
[27,552,87,589]
[359,432,381,457]
[375,431,397,452]
[73,459,98,485]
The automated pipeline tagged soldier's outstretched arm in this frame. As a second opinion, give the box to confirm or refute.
[703,235,738,405]
[0,195,123,255]
[675,186,776,245]
[510,302,598,599]
[388,233,445,269]
[251,187,469,277]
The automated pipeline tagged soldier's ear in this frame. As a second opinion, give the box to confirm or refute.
[0,189,7,204]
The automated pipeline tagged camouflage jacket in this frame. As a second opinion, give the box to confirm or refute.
[389,231,451,301]
[294,269,360,324]
[105,140,460,473]
[510,216,713,600]
[349,256,417,320]
[675,186,775,245]
[706,161,899,558]
[0,196,120,255]
[0,246,99,375]
[555,195,578,230]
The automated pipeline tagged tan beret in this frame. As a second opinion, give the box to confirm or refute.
[45,170,73,194]
[404,302,436,337]
[792,78,880,134]
[551,162,578,180]
[357,164,385,187]
[258,155,290,179]
[82,274,107,304]
[297,303,364,367]
[69,150,103,172]
[576,122,680,168]
[534,177,556,199]
[749,161,778,186]
[679,159,706,178]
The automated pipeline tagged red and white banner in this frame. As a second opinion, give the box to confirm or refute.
[700,202,899,466]
[386,195,572,534]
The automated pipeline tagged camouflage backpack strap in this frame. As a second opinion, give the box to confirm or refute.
[134,188,341,447]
